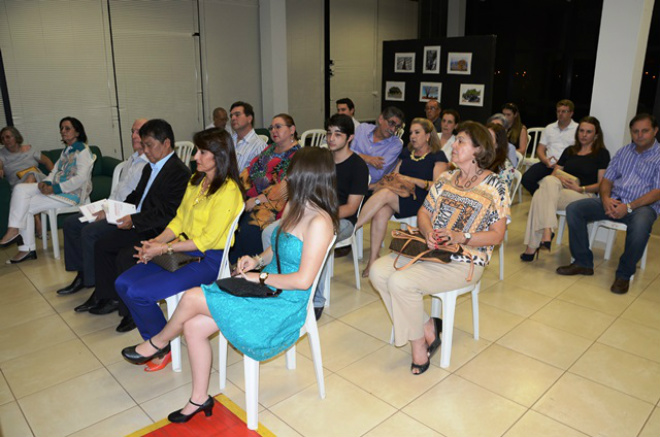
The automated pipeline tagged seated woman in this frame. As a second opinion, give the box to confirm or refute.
[439,109,460,159]
[0,117,94,263]
[502,102,528,155]
[487,122,516,191]
[0,126,54,186]
[229,113,300,263]
[369,121,508,375]
[520,116,610,261]
[356,117,448,277]
[114,128,243,370]
[121,147,337,422]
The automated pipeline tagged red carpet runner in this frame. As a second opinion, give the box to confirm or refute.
[126,394,276,437]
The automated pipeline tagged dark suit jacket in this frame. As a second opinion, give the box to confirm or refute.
[125,153,191,239]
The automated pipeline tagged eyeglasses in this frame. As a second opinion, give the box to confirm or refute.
[385,119,402,130]
[267,124,291,131]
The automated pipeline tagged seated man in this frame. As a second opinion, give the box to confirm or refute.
[351,106,404,185]
[521,99,578,194]
[262,114,369,319]
[424,98,442,133]
[74,119,191,333]
[557,113,660,294]
[206,107,228,130]
[229,101,267,171]
[57,118,149,296]
[336,97,360,131]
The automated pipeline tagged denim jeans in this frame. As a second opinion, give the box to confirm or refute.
[566,197,657,279]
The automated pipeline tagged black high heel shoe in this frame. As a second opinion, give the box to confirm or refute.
[8,250,37,264]
[520,248,540,262]
[540,232,555,251]
[427,317,443,359]
[122,339,170,365]
[168,396,214,423]
[0,233,22,247]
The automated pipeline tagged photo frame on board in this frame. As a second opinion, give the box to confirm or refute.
[422,46,441,74]
[459,83,485,107]
[447,52,472,75]
[419,82,442,102]
[385,81,406,101]
[394,52,416,73]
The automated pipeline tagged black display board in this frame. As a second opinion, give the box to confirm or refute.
[381,35,497,136]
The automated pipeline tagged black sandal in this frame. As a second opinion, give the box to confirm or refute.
[427,317,443,359]
[411,360,430,375]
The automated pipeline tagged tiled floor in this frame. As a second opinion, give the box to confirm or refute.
[1,193,660,437]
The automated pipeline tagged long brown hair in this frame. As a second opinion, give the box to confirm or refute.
[486,122,508,171]
[567,116,605,157]
[407,117,442,154]
[278,147,339,235]
[190,128,242,196]
[502,103,523,145]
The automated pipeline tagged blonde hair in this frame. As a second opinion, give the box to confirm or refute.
[407,117,442,154]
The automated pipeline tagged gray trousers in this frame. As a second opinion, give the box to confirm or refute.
[63,213,116,286]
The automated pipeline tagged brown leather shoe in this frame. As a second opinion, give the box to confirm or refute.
[556,263,594,276]
[610,277,630,294]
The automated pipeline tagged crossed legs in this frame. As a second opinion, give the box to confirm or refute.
[355,188,399,276]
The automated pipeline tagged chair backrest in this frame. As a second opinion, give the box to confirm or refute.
[526,128,544,159]
[110,160,128,195]
[217,204,246,280]
[174,141,195,168]
[514,151,524,170]
[257,134,270,144]
[300,129,327,147]
[510,169,522,204]
[302,235,337,326]
[395,122,406,139]
[80,153,97,204]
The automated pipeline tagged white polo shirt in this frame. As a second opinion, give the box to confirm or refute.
[539,120,578,161]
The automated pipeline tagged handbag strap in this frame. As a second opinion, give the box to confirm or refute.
[275,229,282,274]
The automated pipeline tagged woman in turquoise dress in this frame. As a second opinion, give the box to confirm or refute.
[121,147,338,423]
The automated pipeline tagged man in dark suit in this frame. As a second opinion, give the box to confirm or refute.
[74,119,190,333]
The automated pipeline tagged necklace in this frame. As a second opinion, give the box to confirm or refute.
[410,150,429,162]
[455,168,484,189]
[193,182,210,206]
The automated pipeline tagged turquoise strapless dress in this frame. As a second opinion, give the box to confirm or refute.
[203,230,310,361]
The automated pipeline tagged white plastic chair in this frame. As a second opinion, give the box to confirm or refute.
[588,220,648,270]
[395,123,406,139]
[257,134,269,144]
[164,204,245,372]
[391,215,417,230]
[218,235,336,430]
[300,129,327,147]
[41,154,97,259]
[174,141,195,168]
[514,151,524,171]
[522,127,544,170]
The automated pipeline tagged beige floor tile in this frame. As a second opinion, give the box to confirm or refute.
[80,324,144,366]
[337,346,449,409]
[0,401,34,437]
[640,276,660,303]
[503,410,589,437]
[0,372,14,406]
[296,320,386,372]
[0,314,75,364]
[497,319,592,369]
[639,407,660,437]
[620,297,660,331]
[258,409,304,437]
[2,338,102,399]
[18,368,135,437]
[598,318,660,363]
[0,295,54,331]
[454,300,524,341]
[530,299,615,340]
[403,374,526,437]
[67,406,153,437]
[436,328,492,372]
[479,282,551,317]
[503,265,581,297]
[558,279,638,316]
[0,269,41,305]
[363,412,444,437]
[577,266,655,295]
[225,352,324,408]
[270,374,396,437]
[338,300,395,343]
[324,282,380,319]
[570,342,660,404]
[534,373,653,437]
[58,306,121,337]
[457,344,563,407]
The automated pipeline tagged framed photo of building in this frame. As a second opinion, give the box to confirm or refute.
[419,82,442,102]
[394,52,415,73]
[459,83,484,106]
[447,52,472,75]
[422,46,441,74]
[385,81,406,101]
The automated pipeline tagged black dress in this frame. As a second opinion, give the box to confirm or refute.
[395,149,448,218]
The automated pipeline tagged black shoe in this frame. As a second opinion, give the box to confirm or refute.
[556,263,594,276]
[116,315,136,333]
[74,294,99,313]
[8,250,37,264]
[314,306,324,321]
[0,233,22,247]
[88,299,119,315]
[610,277,630,294]
[57,273,86,295]
[122,338,171,365]
[540,232,555,252]
[334,246,351,258]
[168,396,214,423]
[520,248,540,262]
[410,359,430,375]
[427,317,443,359]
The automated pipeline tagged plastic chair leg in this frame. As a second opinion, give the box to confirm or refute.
[244,356,260,430]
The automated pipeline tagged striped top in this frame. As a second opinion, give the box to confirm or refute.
[604,141,660,214]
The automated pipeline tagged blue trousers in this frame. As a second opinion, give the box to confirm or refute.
[566,198,657,280]
[115,249,223,340]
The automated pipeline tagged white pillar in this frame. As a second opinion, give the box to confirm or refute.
[260,0,289,126]
[447,0,465,37]
[590,0,654,153]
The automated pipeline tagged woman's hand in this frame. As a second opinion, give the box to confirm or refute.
[38,182,54,195]
[239,271,260,284]
[562,178,581,192]
[432,228,463,246]
[234,255,259,276]
[134,240,166,263]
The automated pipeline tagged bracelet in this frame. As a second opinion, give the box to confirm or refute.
[425,180,430,190]
[254,254,265,268]
[167,242,174,255]
[581,186,586,194]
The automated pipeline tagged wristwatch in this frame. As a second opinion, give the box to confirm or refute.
[259,272,269,285]
[254,197,262,206]
[626,203,633,214]
[463,232,472,244]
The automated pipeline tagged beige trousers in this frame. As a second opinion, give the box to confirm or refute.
[369,253,484,347]
[523,176,593,248]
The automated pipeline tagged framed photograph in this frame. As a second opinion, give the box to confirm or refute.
[385,81,405,101]
[422,46,441,74]
[419,82,442,102]
[447,52,472,75]
[394,52,415,73]
[459,83,485,107]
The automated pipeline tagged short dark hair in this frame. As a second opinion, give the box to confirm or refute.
[326,114,354,137]
[381,106,405,122]
[336,98,355,111]
[139,119,175,147]
[230,101,255,126]
[557,99,575,112]
[441,109,461,125]
[629,113,658,129]
[191,128,242,197]
[0,126,24,145]
[59,116,87,144]
[456,121,496,170]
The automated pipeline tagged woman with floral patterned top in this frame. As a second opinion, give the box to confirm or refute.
[369,121,509,375]
[229,113,300,263]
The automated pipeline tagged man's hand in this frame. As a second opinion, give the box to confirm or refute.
[364,155,385,169]
[92,210,106,222]
[602,197,619,216]
[116,214,133,230]
[606,201,628,219]
[38,182,54,195]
